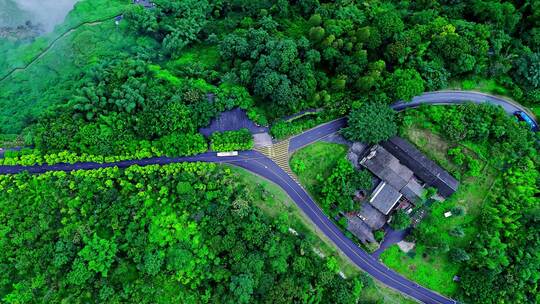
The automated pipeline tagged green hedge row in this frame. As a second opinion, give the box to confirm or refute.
[210,129,253,152]
[0,133,207,166]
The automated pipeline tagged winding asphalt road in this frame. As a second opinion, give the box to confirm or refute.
[392,90,537,118]
[0,91,534,303]
[290,90,537,153]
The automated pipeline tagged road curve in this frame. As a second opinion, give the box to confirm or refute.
[0,91,530,303]
[289,118,347,152]
[392,90,537,121]
[289,90,537,152]
[228,153,454,304]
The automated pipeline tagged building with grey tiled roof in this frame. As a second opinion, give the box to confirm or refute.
[346,215,375,244]
[381,136,459,197]
[346,137,459,243]
[357,202,387,230]
[360,145,413,190]
[360,145,425,204]
[369,181,402,215]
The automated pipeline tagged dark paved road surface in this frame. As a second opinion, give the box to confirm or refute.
[289,118,346,152]
[2,90,529,304]
[199,108,269,137]
[288,90,538,153]
[392,91,537,122]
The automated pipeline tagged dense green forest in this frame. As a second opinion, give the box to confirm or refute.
[0,0,133,135]
[3,0,540,141]
[0,163,363,303]
[1,0,539,303]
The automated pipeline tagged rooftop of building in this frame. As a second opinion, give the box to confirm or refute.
[346,215,375,244]
[360,145,413,191]
[357,202,387,230]
[369,181,402,215]
[401,178,425,203]
[381,136,459,196]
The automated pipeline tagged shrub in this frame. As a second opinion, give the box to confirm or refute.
[352,169,373,191]
[374,230,385,242]
[210,129,254,152]
[449,226,465,238]
[466,157,482,177]
[156,133,208,156]
[270,113,327,140]
[389,210,411,230]
[451,206,465,216]
[449,248,470,263]
[448,147,465,166]
[290,158,306,173]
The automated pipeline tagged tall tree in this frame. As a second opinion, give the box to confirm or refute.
[342,102,397,144]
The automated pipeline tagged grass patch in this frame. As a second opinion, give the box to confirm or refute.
[447,78,510,96]
[418,163,497,254]
[404,126,462,174]
[403,125,490,177]
[167,44,220,71]
[381,244,459,296]
[402,127,498,201]
[229,165,416,304]
[290,142,348,201]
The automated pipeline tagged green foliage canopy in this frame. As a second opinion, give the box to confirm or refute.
[342,102,397,144]
[0,163,363,303]
[389,210,411,231]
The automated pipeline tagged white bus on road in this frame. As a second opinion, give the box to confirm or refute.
[216,151,239,157]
